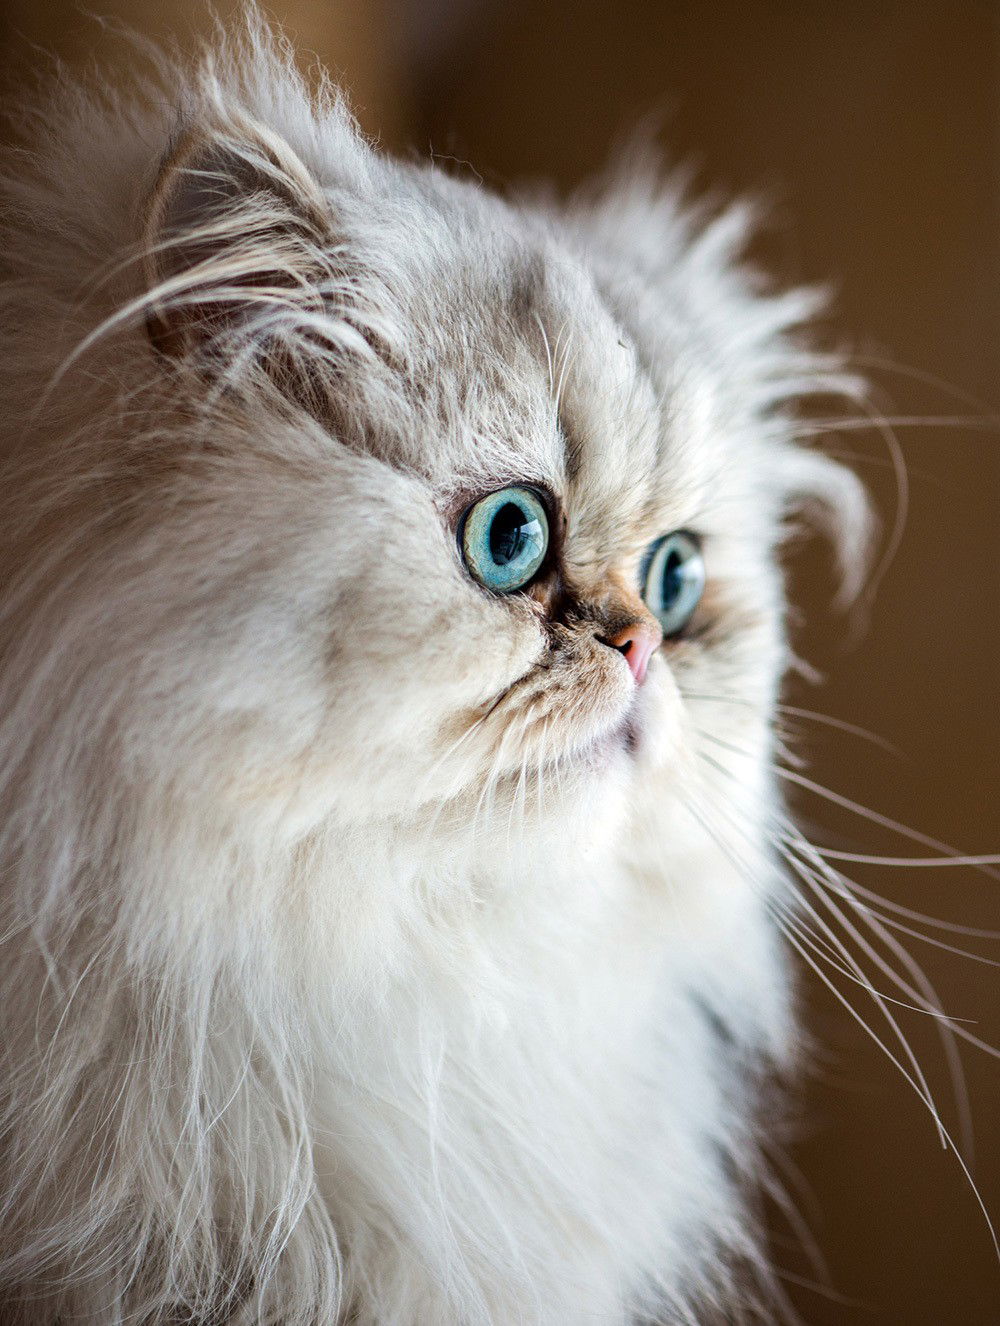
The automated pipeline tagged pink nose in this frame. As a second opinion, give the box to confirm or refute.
[605,619,663,685]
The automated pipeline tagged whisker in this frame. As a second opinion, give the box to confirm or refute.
[779,830,976,1155]
[778,916,999,1264]
[532,311,555,399]
[838,882,1000,940]
[684,781,951,1141]
[784,825,1000,1051]
[837,905,1000,968]
[761,1142,832,1291]
[796,414,1000,436]
[843,388,908,615]
[695,724,1000,935]
[681,691,897,757]
[777,767,1000,884]
[695,754,965,1022]
[678,769,1000,1275]
[695,751,980,1166]
[774,704,901,757]
[552,324,576,421]
[843,352,999,419]
[816,849,1000,869]
[507,747,530,851]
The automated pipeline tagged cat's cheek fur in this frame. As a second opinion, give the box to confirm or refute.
[119,463,547,834]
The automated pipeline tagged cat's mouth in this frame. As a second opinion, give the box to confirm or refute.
[470,652,644,780]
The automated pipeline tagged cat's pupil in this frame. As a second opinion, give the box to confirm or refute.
[490,502,533,566]
[661,549,683,604]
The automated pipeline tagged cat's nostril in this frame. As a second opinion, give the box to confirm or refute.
[601,620,663,685]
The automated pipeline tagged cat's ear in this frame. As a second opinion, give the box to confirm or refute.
[142,112,365,382]
[776,446,875,608]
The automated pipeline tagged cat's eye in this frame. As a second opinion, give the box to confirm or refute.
[461,486,550,593]
[640,531,705,636]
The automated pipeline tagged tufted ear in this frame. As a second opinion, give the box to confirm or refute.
[143,111,363,384]
[776,445,875,609]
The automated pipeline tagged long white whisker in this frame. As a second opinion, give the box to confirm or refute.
[784,822,1000,1061]
[697,723,1000,934]
[844,352,999,417]
[699,739,990,1164]
[816,849,1000,868]
[533,311,555,398]
[839,881,1000,940]
[691,751,972,1165]
[796,413,999,435]
[777,767,1000,884]
[777,919,999,1265]
[779,830,975,1155]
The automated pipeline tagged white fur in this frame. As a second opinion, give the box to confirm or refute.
[0,14,869,1324]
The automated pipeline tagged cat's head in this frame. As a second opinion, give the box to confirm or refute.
[1,34,870,890]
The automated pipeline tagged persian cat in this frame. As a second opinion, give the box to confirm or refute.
[0,14,869,1325]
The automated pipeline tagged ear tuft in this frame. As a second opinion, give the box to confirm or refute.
[777,446,876,608]
[143,111,338,371]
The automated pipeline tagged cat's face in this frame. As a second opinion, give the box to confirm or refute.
[82,104,858,869]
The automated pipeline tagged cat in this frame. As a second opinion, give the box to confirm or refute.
[0,12,869,1324]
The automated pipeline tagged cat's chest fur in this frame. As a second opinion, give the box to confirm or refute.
[293,832,786,1324]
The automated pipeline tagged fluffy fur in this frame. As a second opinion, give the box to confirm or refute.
[0,16,869,1324]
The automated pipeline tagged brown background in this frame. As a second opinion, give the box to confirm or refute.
[2,2,998,1321]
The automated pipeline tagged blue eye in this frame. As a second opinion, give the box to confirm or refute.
[640,531,705,636]
[461,486,550,593]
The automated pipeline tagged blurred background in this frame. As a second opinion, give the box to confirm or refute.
[2,1,997,1320]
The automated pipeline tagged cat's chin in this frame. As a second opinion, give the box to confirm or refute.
[561,710,640,773]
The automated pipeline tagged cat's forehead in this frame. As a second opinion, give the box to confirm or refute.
[339,168,723,542]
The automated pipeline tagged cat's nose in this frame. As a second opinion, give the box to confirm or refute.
[603,618,663,685]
